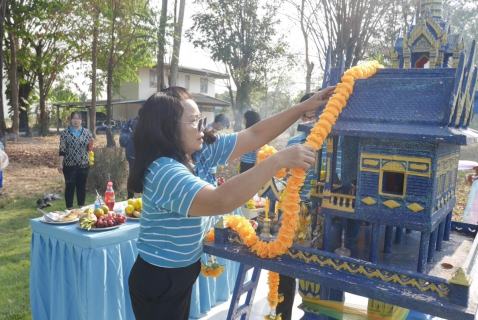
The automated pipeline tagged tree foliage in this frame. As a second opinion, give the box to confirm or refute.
[187,0,288,132]
[308,0,395,70]
[88,0,156,147]
[3,0,89,136]
[445,0,478,65]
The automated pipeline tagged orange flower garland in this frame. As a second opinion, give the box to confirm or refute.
[200,263,225,278]
[257,145,287,178]
[204,61,382,261]
[218,61,383,260]
[225,61,382,258]
[264,271,284,320]
[201,254,226,278]
[203,62,382,317]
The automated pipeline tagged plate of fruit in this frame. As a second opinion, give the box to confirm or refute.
[77,207,127,231]
[124,198,142,221]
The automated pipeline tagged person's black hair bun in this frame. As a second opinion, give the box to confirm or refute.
[203,127,217,144]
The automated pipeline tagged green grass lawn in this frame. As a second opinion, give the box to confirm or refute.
[0,194,96,320]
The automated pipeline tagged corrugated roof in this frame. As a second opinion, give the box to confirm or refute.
[50,95,230,108]
[192,93,230,107]
[50,100,145,107]
[161,65,229,79]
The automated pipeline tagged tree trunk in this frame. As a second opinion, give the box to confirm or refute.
[233,82,251,132]
[300,0,314,93]
[157,0,168,90]
[38,72,50,135]
[35,42,50,136]
[18,83,32,137]
[106,64,115,147]
[106,5,117,148]
[0,0,7,139]
[170,0,186,86]
[8,29,19,137]
[90,11,99,138]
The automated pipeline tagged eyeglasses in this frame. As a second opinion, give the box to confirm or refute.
[179,116,207,132]
[303,114,315,120]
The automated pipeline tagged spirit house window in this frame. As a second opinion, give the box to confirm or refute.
[382,171,405,196]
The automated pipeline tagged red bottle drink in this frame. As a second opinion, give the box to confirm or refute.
[104,182,115,211]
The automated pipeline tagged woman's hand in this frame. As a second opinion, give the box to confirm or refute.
[299,86,336,112]
[58,164,63,173]
[272,144,316,170]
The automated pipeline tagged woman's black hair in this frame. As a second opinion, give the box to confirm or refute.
[127,87,215,193]
[69,111,82,122]
[243,110,261,129]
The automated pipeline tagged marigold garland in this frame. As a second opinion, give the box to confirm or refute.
[265,271,284,320]
[200,263,225,278]
[222,61,383,260]
[203,61,382,317]
[257,145,287,178]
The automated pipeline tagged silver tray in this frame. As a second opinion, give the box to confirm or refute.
[77,223,120,231]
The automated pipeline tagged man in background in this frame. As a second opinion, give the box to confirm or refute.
[206,114,231,180]
[120,108,142,199]
[207,113,230,133]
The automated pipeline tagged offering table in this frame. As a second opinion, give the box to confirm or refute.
[29,216,139,320]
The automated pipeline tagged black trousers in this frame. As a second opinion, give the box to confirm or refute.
[129,255,201,320]
[63,165,89,209]
[127,156,135,199]
[239,161,255,173]
[276,274,297,320]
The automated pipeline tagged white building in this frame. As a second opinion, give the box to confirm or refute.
[52,65,230,132]
[112,65,230,123]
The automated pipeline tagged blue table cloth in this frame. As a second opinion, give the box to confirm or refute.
[30,217,140,320]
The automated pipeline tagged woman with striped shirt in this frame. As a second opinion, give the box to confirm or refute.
[127,86,334,320]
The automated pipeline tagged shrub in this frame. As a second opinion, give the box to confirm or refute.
[87,147,128,195]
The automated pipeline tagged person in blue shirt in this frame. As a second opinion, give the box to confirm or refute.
[120,108,142,199]
[207,113,230,132]
[127,86,335,320]
[206,113,230,181]
[240,110,261,173]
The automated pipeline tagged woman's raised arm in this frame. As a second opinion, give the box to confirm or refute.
[228,86,335,161]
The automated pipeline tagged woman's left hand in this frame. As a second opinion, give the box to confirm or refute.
[300,86,336,112]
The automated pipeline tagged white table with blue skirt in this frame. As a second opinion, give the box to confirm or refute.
[29,215,139,320]
[30,206,242,320]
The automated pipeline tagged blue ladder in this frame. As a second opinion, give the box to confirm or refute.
[227,264,262,320]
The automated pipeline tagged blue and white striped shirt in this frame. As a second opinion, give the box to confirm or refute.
[138,133,238,268]
[241,150,256,164]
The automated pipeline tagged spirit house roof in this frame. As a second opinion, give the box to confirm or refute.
[301,41,478,145]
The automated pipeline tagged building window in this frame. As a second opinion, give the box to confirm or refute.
[185,75,190,89]
[150,70,157,88]
[200,78,208,93]
[382,171,405,196]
